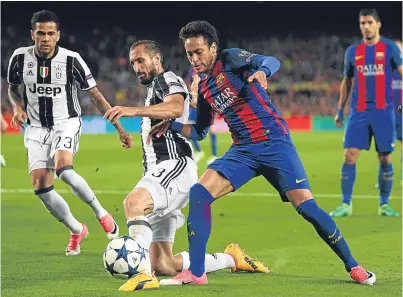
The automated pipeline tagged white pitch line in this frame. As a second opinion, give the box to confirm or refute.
[0,188,400,199]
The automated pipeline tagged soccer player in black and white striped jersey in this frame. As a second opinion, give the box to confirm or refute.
[7,10,133,256]
[105,41,268,291]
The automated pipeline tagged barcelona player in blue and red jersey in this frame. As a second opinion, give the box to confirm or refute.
[330,9,402,218]
[149,21,376,286]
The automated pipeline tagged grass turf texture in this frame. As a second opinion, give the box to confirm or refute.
[1,132,401,297]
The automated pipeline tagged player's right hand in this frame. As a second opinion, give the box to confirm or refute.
[11,109,27,128]
[334,110,344,128]
[146,120,170,145]
[119,131,133,149]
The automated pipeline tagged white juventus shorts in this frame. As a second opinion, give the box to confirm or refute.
[24,117,82,173]
[134,156,198,243]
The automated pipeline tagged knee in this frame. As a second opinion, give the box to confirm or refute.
[378,152,392,165]
[344,149,359,164]
[123,189,153,214]
[31,169,53,190]
[287,189,313,209]
[151,257,177,276]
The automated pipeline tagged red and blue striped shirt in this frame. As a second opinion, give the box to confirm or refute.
[344,36,402,112]
[193,48,288,145]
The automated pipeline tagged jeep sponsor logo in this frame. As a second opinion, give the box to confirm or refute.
[28,84,61,96]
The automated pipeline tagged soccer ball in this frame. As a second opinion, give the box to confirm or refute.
[103,236,146,279]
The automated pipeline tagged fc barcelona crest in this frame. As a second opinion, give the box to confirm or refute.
[216,73,225,87]
[376,52,384,60]
[40,66,49,78]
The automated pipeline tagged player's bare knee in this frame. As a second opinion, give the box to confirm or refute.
[123,188,154,215]
[378,152,392,165]
[286,189,313,208]
[31,169,54,190]
[344,148,359,164]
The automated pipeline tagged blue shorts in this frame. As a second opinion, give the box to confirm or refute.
[208,135,310,202]
[344,109,396,152]
[189,108,197,123]
[396,111,402,141]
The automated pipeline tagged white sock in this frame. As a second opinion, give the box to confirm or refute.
[178,251,235,273]
[58,167,108,219]
[127,216,153,275]
[35,186,83,234]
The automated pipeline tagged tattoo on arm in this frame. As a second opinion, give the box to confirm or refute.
[88,87,124,132]
[8,85,23,112]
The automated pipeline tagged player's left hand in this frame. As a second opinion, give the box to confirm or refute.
[190,74,201,94]
[119,131,133,149]
[247,71,268,89]
[146,120,170,145]
[104,106,137,124]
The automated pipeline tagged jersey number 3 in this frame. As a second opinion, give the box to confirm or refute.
[152,168,166,178]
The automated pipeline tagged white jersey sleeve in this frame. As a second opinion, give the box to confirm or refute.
[7,48,26,85]
[72,53,97,90]
[155,71,187,101]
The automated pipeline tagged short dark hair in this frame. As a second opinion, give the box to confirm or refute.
[31,10,60,30]
[359,8,381,22]
[179,21,219,49]
[130,40,164,63]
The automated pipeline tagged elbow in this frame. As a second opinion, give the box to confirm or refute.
[269,57,281,76]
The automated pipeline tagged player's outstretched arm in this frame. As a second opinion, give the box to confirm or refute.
[104,93,185,124]
[88,87,133,149]
[8,85,27,128]
[147,94,213,143]
[225,49,280,89]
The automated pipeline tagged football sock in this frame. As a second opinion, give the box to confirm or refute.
[297,199,359,272]
[188,183,215,277]
[57,166,108,219]
[341,163,356,205]
[35,186,83,234]
[178,251,235,273]
[210,133,217,156]
[127,216,153,275]
[378,163,393,206]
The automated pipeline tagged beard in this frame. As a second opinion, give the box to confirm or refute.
[139,66,158,85]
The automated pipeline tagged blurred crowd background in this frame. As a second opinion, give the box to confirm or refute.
[1,2,401,118]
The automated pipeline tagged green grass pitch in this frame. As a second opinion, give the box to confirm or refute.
[1,131,401,297]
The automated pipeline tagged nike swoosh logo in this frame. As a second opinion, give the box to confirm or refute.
[356,55,364,60]
[182,281,194,285]
[296,178,306,184]
[328,228,337,239]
